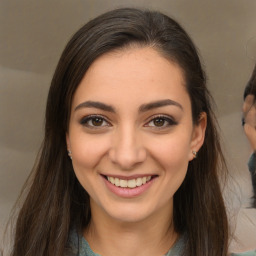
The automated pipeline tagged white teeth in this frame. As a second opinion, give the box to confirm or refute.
[114,177,120,187]
[120,179,128,188]
[136,178,142,186]
[109,177,115,183]
[107,176,152,188]
[127,179,136,188]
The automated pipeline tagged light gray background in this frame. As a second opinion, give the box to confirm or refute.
[1,0,256,252]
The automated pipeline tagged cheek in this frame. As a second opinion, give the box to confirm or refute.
[151,137,190,195]
[147,134,192,170]
[71,135,110,169]
[70,135,111,194]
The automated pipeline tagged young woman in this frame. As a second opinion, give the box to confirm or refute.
[8,8,229,256]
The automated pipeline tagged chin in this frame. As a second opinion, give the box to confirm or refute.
[109,210,150,224]
[102,201,160,224]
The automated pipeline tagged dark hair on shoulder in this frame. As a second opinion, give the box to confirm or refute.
[8,8,229,256]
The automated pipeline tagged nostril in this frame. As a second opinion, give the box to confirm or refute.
[108,146,147,170]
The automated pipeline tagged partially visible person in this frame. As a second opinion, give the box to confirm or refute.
[230,64,256,256]
[242,63,256,208]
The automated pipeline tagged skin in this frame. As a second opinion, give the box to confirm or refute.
[66,47,206,256]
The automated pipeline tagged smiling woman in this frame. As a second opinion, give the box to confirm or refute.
[67,47,205,230]
[7,8,229,256]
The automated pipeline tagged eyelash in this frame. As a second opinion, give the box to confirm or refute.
[79,114,177,129]
[144,115,177,129]
[80,115,111,129]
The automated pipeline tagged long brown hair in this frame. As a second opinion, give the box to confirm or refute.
[7,8,229,256]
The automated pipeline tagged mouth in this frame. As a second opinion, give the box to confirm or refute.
[104,175,157,189]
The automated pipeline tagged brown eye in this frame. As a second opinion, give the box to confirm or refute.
[80,115,110,128]
[145,115,177,128]
[92,117,104,126]
[153,118,165,127]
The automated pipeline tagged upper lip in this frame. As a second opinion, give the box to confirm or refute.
[101,174,158,179]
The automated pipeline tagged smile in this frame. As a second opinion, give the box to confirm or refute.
[107,176,152,188]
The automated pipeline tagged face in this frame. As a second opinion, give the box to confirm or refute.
[67,47,206,224]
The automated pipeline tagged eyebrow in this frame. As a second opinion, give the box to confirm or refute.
[74,101,115,112]
[74,99,183,113]
[139,99,183,112]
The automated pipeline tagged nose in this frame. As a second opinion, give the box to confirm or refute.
[109,126,147,170]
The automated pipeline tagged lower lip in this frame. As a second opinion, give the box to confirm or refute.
[102,176,156,198]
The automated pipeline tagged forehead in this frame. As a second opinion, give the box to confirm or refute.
[72,47,190,110]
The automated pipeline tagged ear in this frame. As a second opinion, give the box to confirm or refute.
[189,112,207,161]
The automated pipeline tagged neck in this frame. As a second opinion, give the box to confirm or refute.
[84,201,178,256]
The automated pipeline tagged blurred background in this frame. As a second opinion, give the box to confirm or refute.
[1,0,256,251]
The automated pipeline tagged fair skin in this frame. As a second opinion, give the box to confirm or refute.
[66,47,206,256]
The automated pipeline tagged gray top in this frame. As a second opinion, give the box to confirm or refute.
[248,152,256,174]
[68,229,256,256]
[231,252,256,256]
[68,230,185,256]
